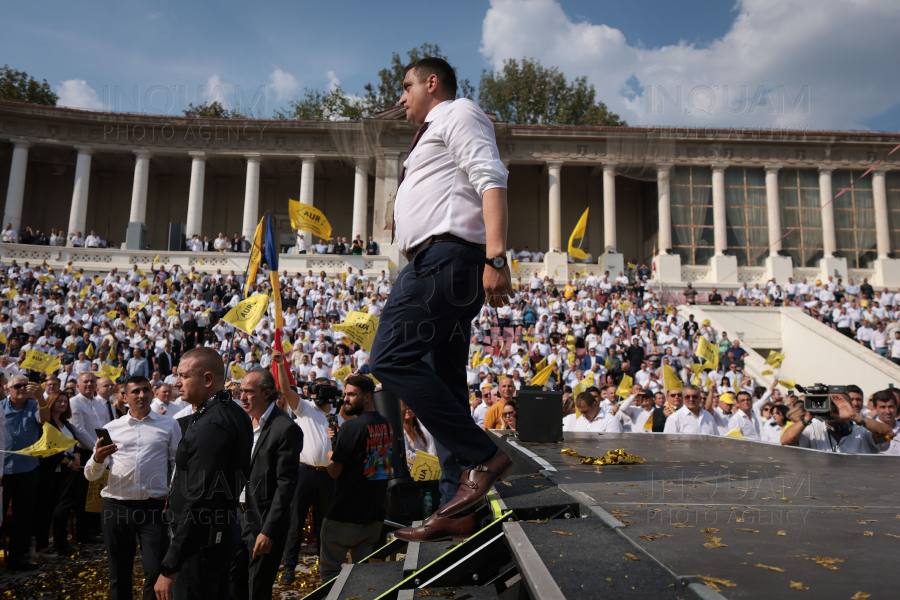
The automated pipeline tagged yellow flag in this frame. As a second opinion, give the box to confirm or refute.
[100,363,123,381]
[724,428,745,439]
[38,275,53,283]
[270,271,284,329]
[627,262,637,270]
[779,379,796,390]
[332,364,352,382]
[245,216,266,297]
[230,364,247,381]
[138,279,149,289]
[5,289,17,299]
[107,345,116,361]
[79,287,88,299]
[21,350,56,373]
[0,333,6,344]
[45,357,61,375]
[523,336,536,342]
[105,309,118,319]
[331,311,380,351]
[198,259,205,266]
[696,336,719,370]
[135,268,146,276]
[85,343,95,359]
[663,364,683,392]
[689,363,705,376]
[7,422,76,458]
[615,374,633,398]
[512,259,520,271]
[389,260,396,270]
[535,356,547,371]
[282,339,293,354]
[149,294,159,303]
[567,207,589,260]
[765,351,785,369]
[166,308,178,317]
[761,370,773,376]
[472,349,481,368]
[530,362,556,387]
[164,279,173,288]
[221,293,270,335]
[573,371,595,397]
[604,356,611,370]
[289,199,332,240]
[95,276,103,284]
[152,255,159,266]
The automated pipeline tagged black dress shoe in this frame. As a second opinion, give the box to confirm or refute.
[56,544,78,557]
[280,569,296,584]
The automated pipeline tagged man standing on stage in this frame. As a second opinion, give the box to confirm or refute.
[370,56,514,542]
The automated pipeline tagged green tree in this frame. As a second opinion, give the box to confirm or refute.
[273,86,366,121]
[363,43,475,114]
[0,65,58,105]
[182,101,253,118]
[478,58,625,126]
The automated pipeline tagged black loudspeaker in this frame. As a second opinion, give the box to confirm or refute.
[517,389,563,443]
[168,222,185,251]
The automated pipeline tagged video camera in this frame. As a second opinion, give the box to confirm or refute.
[308,382,343,409]
[796,383,847,415]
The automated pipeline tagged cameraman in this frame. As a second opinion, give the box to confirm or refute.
[270,354,336,584]
[781,392,892,453]
[320,375,391,583]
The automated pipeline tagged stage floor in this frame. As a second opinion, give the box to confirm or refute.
[494,432,900,599]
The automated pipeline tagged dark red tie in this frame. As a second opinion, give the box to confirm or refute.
[392,121,430,244]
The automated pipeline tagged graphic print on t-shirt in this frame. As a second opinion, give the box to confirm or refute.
[362,422,393,480]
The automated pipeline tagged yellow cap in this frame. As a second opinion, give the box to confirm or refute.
[719,393,734,405]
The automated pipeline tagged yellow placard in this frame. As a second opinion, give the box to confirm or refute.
[282,339,293,354]
[332,365,352,382]
[331,311,380,351]
[663,364,683,392]
[230,364,248,381]
[696,336,719,370]
[615,373,633,398]
[21,349,56,373]
[289,199,333,240]
[410,451,442,482]
[100,363,123,380]
[221,294,270,335]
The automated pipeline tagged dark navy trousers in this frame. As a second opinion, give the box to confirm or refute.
[371,241,498,510]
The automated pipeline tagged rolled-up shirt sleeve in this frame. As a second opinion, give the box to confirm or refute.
[442,100,508,197]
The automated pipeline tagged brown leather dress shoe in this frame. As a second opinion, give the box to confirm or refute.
[394,513,477,542]
[436,448,513,518]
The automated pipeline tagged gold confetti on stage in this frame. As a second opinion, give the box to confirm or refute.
[560,447,646,465]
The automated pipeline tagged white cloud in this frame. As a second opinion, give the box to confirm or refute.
[56,79,103,110]
[268,67,300,102]
[205,74,228,106]
[480,0,900,130]
[326,70,341,92]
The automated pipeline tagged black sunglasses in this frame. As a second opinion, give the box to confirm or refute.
[10,383,28,390]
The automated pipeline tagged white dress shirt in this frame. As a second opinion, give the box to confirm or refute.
[290,398,333,467]
[240,402,276,502]
[84,410,180,500]
[797,419,880,453]
[69,393,116,448]
[663,406,717,435]
[728,409,761,441]
[394,99,508,253]
[568,410,624,433]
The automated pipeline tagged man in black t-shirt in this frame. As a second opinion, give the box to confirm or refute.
[320,375,392,582]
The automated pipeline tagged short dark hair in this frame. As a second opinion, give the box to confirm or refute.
[845,384,863,397]
[345,374,375,396]
[575,391,597,406]
[404,57,458,97]
[125,375,150,391]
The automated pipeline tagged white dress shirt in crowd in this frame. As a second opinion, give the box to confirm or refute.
[69,393,116,448]
[797,419,880,453]
[291,398,333,467]
[728,409,761,441]
[567,410,624,433]
[663,406,717,435]
[473,401,489,429]
[394,99,508,253]
[240,402,276,503]
[84,410,180,500]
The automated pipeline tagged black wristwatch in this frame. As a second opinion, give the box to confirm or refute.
[159,563,177,577]
[486,256,508,269]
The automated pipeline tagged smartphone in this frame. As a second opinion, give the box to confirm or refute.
[95,428,113,447]
[27,370,42,384]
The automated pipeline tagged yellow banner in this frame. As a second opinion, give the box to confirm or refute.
[332,365,352,382]
[7,422,77,458]
[331,311,380,351]
[289,199,332,240]
[765,350,786,369]
[696,336,719,370]
[230,364,248,381]
[615,373,633,398]
[221,293,270,335]
[567,207,589,260]
[663,364,683,392]
[100,363,123,380]
[21,349,56,373]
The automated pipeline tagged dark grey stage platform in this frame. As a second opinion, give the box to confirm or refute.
[496,432,900,599]
[304,433,898,600]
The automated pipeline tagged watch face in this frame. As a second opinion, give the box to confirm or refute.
[492,257,506,269]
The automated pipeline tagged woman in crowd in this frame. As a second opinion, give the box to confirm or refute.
[762,404,789,444]
[400,401,436,469]
[36,390,83,556]
[501,400,518,431]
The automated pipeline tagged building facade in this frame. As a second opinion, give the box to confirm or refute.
[2,99,900,286]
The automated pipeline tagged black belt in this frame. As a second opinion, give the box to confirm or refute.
[106,497,165,507]
[301,462,328,471]
[404,233,486,262]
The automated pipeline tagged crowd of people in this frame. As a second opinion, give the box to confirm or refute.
[1,246,898,597]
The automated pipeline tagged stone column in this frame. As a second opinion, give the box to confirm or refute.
[67,145,93,239]
[242,154,261,239]
[185,151,206,238]
[2,140,30,233]
[710,164,738,283]
[873,167,890,259]
[764,164,792,281]
[819,167,837,257]
[297,155,316,244]
[817,166,847,282]
[128,150,151,224]
[652,163,681,282]
[711,164,727,256]
[352,158,369,242]
[602,162,618,252]
[547,161,563,252]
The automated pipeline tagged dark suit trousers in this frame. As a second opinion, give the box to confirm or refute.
[370,242,497,510]
[1,468,38,565]
[230,511,289,600]
[101,498,168,600]
[283,464,334,565]
[174,519,241,600]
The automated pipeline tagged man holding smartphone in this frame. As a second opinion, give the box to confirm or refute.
[85,375,180,600]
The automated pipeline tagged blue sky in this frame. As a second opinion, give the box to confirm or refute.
[3,0,898,131]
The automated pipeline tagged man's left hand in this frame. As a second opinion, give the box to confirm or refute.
[484,265,513,308]
[252,533,273,559]
[154,573,176,600]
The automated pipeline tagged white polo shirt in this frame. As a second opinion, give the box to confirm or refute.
[797,419,879,454]
[663,406,717,435]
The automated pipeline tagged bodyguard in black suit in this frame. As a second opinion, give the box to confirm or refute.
[230,368,304,600]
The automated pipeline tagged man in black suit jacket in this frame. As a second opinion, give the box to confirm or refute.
[230,368,304,600]
[366,236,378,255]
